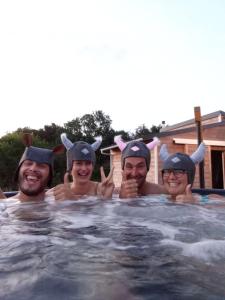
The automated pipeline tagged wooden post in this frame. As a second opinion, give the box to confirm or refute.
[194,106,205,188]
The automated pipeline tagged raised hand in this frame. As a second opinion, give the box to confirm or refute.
[119,171,138,199]
[97,166,115,200]
[175,184,198,203]
[53,172,76,201]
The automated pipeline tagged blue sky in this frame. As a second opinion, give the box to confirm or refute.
[0,0,225,137]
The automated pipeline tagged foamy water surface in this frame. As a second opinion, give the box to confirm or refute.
[1,195,225,299]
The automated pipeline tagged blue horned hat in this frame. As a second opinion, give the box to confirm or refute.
[114,135,160,170]
[159,143,205,185]
[15,133,65,186]
[61,133,102,172]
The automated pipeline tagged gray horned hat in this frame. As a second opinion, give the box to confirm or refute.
[61,133,102,172]
[159,143,205,185]
[114,135,160,170]
[15,133,65,186]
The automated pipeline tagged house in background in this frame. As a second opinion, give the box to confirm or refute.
[101,110,225,189]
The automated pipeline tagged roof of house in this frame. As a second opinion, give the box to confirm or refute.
[101,110,225,153]
[160,110,225,132]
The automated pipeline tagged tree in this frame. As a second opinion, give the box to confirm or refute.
[150,124,162,133]
[36,123,65,144]
[132,124,151,139]
[79,110,113,138]
[132,123,163,139]
[64,117,83,140]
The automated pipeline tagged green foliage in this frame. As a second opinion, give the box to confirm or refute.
[150,124,162,133]
[0,110,163,191]
[132,124,163,139]
[36,123,65,145]
[132,124,151,139]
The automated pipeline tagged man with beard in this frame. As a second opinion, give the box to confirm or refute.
[11,133,64,202]
[114,135,166,198]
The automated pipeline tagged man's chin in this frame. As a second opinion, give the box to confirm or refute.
[20,188,45,196]
[20,183,45,197]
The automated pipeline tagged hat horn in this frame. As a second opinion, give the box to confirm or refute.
[114,135,127,151]
[91,136,102,151]
[146,137,160,150]
[159,144,170,161]
[190,142,205,164]
[60,133,73,150]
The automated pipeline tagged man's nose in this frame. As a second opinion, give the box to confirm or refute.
[130,167,138,177]
[28,162,38,170]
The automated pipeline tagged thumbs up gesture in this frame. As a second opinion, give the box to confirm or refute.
[175,184,199,204]
[119,171,138,199]
[53,172,76,201]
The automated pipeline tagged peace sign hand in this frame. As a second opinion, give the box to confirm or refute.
[97,166,115,200]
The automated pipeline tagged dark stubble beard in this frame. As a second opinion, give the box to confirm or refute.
[18,175,49,197]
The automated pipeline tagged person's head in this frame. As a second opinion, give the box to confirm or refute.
[61,133,102,183]
[114,135,159,187]
[160,143,205,197]
[15,133,64,196]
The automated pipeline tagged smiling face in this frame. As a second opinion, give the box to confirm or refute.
[124,157,148,188]
[162,169,188,198]
[71,160,93,184]
[18,160,50,196]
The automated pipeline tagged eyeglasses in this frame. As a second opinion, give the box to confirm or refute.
[162,169,186,178]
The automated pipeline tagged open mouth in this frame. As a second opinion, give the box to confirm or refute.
[77,171,90,177]
[168,182,179,187]
[25,174,40,184]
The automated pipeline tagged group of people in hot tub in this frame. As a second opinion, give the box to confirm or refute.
[0,132,223,203]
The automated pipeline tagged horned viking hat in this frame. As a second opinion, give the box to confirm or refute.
[61,133,102,172]
[15,133,65,186]
[159,143,205,185]
[114,135,160,170]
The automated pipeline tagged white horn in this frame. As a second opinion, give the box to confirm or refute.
[190,142,205,164]
[146,137,160,150]
[114,135,127,151]
[159,144,170,161]
[60,133,73,150]
[91,136,102,151]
